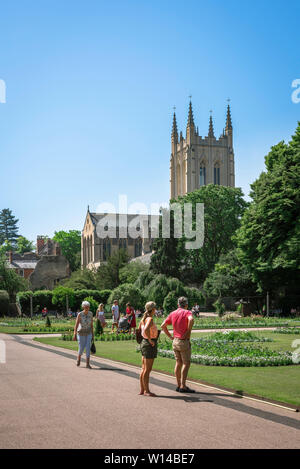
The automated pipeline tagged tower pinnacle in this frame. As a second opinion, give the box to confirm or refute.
[225,101,232,132]
[208,112,215,138]
[171,111,178,142]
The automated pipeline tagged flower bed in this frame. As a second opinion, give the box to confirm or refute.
[157,336,294,367]
[61,332,136,341]
[191,330,272,345]
[274,327,300,334]
[192,317,294,329]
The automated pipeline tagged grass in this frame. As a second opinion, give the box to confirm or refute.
[35,330,300,407]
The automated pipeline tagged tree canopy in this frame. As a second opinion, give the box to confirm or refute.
[236,122,300,292]
[53,230,81,271]
[0,209,19,246]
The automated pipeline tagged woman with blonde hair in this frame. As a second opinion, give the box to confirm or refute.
[96,303,106,329]
[139,301,159,397]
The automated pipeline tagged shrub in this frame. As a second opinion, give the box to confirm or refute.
[45,316,51,327]
[83,296,98,315]
[52,286,75,313]
[163,291,178,314]
[108,284,145,312]
[213,299,226,317]
[95,318,103,335]
[0,290,10,316]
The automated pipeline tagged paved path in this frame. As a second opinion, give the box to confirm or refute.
[0,333,299,449]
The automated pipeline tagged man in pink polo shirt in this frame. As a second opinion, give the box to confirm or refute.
[161,296,195,393]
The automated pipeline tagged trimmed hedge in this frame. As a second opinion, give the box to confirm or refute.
[0,290,10,316]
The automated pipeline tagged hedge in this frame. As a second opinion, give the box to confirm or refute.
[0,290,10,316]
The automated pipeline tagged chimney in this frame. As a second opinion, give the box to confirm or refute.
[54,243,61,256]
[36,236,45,255]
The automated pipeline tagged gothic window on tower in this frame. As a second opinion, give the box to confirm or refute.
[214,165,220,185]
[135,238,142,258]
[199,166,206,186]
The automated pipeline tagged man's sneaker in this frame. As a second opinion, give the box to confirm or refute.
[179,387,195,393]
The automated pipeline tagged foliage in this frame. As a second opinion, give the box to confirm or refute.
[134,270,155,290]
[119,260,149,285]
[190,330,273,344]
[45,315,51,327]
[95,318,103,335]
[0,257,28,299]
[151,185,248,284]
[203,249,257,298]
[53,230,81,271]
[83,296,98,315]
[0,208,19,246]
[108,283,145,312]
[274,328,300,334]
[163,291,178,314]
[52,286,75,312]
[0,290,10,316]
[97,249,129,290]
[213,299,226,317]
[236,122,300,292]
[158,337,293,367]
[61,268,99,290]
[16,236,35,254]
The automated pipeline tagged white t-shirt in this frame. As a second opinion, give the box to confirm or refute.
[112,305,119,321]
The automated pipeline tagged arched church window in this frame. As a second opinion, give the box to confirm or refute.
[103,238,111,261]
[199,166,206,186]
[214,164,220,185]
[135,238,142,258]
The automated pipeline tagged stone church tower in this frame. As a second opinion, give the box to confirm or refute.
[170,101,235,199]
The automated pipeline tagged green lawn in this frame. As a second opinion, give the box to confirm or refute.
[35,331,300,407]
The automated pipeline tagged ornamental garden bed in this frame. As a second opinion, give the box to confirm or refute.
[155,331,297,367]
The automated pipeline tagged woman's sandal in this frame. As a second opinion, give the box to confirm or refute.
[144,392,157,397]
[179,387,195,393]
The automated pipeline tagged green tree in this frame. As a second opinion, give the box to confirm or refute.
[53,230,81,271]
[151,185,247,284]
[236,122,300,292]
[62,268,98,290]
[203,250,257,298]
[0,209,19,246]
[16,236,35,254]
[52,286,75,313]
[97,249,129,290]
[108,283,145,312]
[0,257,28,299]
[119,260,149,284]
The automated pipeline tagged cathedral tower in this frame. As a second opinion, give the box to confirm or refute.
[170,100,235,199]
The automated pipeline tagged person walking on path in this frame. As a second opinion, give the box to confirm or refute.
[161,296,195,393]
[111,300,120,332]
[73,301,94,369]
[139,301,159,397]
[126,302,136,334]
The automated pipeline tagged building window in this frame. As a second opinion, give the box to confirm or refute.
[119,239,127,250]
[134,238,142,258]
[199,166,206,186]
[214,165,220,185]
[103,238,111,261]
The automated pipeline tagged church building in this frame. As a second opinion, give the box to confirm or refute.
[170,101,235,199]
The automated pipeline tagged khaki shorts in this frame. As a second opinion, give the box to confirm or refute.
[173,338,191,364]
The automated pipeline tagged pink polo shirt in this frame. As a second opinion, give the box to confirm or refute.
[164,308,193,339]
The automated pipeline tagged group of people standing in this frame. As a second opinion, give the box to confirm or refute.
[73,296,195,396]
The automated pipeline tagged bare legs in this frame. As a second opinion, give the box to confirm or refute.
[139,357,156,396]
[175,359,191,389]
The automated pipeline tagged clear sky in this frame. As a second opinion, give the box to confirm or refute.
[0,0,299,242]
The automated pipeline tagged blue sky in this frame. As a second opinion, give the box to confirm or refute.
[0,0,299,242]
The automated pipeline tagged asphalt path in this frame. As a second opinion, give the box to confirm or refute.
[0,333,299,449]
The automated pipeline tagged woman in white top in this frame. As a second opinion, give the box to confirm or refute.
[96,303,106,328]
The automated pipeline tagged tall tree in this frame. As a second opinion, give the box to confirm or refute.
[53,230,81,271]
[0,209,19,246]
[96,249,129,290]
[236,122,300,292]
[151,185,247,284]
[16,236,35,254]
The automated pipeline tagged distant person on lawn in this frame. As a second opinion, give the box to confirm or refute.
[126,302,136,334]
[111,300,120,332]
[139,301,159,397]
[96,303,107,329]
[161,297,195,393]
[73,301,94,369]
